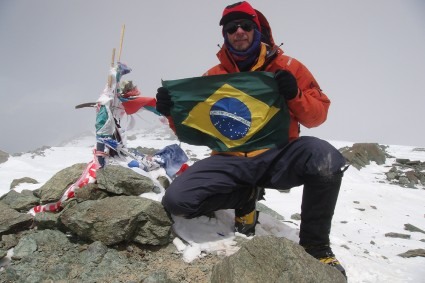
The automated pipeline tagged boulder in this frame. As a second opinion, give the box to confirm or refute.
[10,177,38,190]
[211,236,346,283]
[0,202,33,236]
[0,189,40,212]
[59,196,172,245]
[96,165,157,195]
[74,183,109,202]
[340,143,387,170]
[2,229,147,282]
[38,163,87,203]
[398,249,425,258]
[0,150,9,164]
[33,211,64,230]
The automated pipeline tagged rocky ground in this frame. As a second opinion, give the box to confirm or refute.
[1,142,424,282]
[1,229,346,283]
[1,228,224,283]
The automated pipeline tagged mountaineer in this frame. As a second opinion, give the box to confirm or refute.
[156,1,347,278]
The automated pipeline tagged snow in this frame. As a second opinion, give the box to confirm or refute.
[1,127,425,282]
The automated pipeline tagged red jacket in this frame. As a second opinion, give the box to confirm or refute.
[203,10,330,141]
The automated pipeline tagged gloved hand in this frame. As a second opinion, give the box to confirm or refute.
[274,70,299,100]
[156,87,173,116]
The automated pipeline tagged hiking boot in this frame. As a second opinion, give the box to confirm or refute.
[235,210,259,236]
[234,187,264,236]
[304,245,347,279]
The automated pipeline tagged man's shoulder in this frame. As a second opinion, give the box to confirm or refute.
[203,64,229,76]
[267,51,308,72]
[275,51,299,65]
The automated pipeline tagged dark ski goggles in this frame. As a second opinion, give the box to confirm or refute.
[223,19,255,34]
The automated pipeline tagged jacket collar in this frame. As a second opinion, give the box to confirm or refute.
[216,43,280,72]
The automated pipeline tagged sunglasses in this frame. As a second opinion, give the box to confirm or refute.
[224,20,255,34]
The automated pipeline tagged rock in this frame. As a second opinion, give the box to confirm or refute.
[398,176,410,185]
[74,183,109,202]
[0,189,40,212]
[404,223,425,234]
[157,175,170,189]
[38,163,87,203]
[0,202,33,236]
[1,234,19,250]
[386,171,398,181]
[79,241,109,264]
[141,271,178,283]
[384,159,425,189]
[0,150,9,164]
[340,143,387,170]
[384,232,411,239]
[291,213,301,221]
[395,158,410,165]
[211,236,346,283]
[405,171,419,184]
[0,229,148,282]
[257,202,285,221]
[398,249,425,258]
[75,242,147,282]
[96,165,157,196]
[10,177,38,189]
[33,211,63,230]
[11,237,38,260]
[32,189,41,198]
[0,248,6,259]
[59,196,172,245]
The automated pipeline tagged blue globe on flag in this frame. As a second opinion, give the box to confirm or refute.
[209,97,252,140]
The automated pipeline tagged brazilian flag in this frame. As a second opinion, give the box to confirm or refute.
[162,72,290,152]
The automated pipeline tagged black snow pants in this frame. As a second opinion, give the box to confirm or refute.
[162,136,347,246]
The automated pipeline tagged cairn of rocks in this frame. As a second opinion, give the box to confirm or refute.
[0,163,346,282]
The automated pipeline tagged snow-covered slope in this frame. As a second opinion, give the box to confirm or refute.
[1,128,424,282]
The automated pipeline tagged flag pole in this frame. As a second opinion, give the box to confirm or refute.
[118,24,125,62]
[108,48,116,88]
[108,24,125,88]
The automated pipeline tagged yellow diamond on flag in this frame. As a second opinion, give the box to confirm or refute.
[182,83,280,149]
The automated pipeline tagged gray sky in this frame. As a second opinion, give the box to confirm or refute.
[1,0,425,154]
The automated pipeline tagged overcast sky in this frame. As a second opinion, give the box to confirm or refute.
[1,0,424,154]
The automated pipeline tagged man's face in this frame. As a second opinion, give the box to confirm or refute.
[224,19,255,51]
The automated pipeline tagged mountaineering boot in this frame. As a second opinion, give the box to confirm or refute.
[234,187,264,236]
[304,245,347,279]
[235,209,259,236]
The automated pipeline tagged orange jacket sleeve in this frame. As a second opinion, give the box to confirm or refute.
[283,57,330,129]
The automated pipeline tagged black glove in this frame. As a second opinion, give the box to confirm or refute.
[274,70,299,100]
[156,87,173,116]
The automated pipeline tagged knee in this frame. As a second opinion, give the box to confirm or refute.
[303,137,346,176]
[161,187,196,217]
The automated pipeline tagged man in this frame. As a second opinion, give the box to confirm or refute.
[156,1,347,278]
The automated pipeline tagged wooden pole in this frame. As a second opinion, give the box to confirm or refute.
[108,48,116,88]
[117,24,125,62]
[106,24,124,88]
